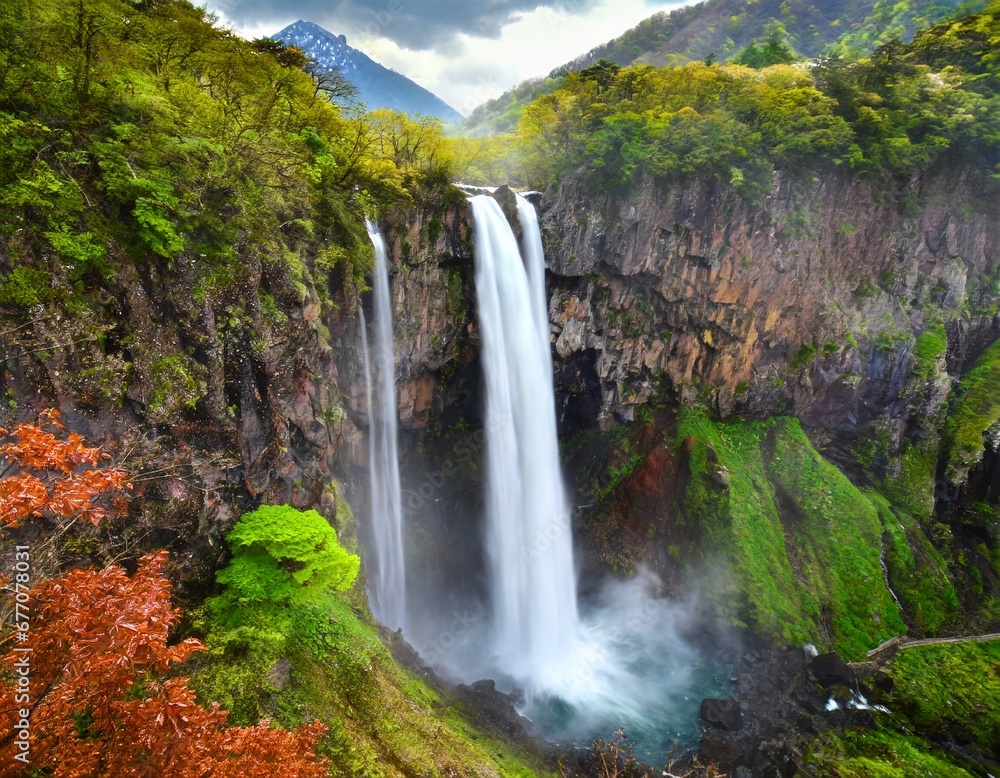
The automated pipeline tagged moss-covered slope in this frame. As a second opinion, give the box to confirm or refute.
[805,639,1000,775]
[677,411,917,658]
[188,502,548,778]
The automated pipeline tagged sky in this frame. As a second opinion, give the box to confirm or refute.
[201,0,690,115]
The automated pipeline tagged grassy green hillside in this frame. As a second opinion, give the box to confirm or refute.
[189,504,546,777]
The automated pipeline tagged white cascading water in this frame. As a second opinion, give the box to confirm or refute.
[363,221,406,632]
[470,195,579,689]
[464,196,712,764]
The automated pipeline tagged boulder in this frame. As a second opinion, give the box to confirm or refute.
[454,679,530,739]
[700,697,743,731]
[701,733,743,766]
[810,652,857,689]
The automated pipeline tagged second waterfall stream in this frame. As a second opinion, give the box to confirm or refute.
[364,220,406,632]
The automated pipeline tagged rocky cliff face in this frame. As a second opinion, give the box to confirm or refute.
[373,170,999,485]
[9,163,994,634]
[2,236,355,592]
[541,169,999,429]
[368,169,999,648]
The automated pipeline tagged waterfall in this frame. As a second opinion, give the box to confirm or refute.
[469,195,579,689]
[409,194,712,764]
[363,220,406,632]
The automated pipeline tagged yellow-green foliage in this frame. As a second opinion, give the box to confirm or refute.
[194,502,547,777]
[947,338,1000,481]
[0,0,459,359]
[213,505,360,617]
[677,411,905,658]
[476,2,1000,191]
[448,134,526,187]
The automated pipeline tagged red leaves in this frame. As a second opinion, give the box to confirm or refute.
[0,409,131,528]
[0,413,327,774]
[1,410,102,474]
[0,472,48,526]
[0,553,329,776]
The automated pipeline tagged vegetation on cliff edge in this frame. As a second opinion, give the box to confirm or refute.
[676,410,909,659]
[453,2,1000,194]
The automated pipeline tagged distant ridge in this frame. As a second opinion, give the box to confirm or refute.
[461,0,986,136]
[274,20,463,124]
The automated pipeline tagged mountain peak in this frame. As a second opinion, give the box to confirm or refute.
[274,20,463,123]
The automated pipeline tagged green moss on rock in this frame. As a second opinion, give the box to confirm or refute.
[805,728,973,777]
[807,639,1000,775]
[148,355,201,421]
[913,324,947,382]
[867,491,959,634]
[878,441,939,522]
[677,411,905,658]
[890,639,1000,755]
[947,338,1000,483]
[678,411,812,644]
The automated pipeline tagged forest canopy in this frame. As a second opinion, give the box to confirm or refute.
[451,2,1000,194]
[0,0,457,323]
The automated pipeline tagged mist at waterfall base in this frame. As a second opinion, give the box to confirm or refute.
[390,195,732,765]
[412,569,731,763]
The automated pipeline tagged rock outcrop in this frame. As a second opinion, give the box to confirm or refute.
[541,169,1000,431]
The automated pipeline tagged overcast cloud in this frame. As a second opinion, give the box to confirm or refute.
[203,0,688,111]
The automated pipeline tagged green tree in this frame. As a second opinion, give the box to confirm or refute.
[734,21,797,68]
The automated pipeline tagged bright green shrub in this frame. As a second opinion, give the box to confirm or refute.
[214,505,360,618]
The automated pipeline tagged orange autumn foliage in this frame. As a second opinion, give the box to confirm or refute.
[0,409,130,528]
[0,414,329,776]
[0,552,329,777]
